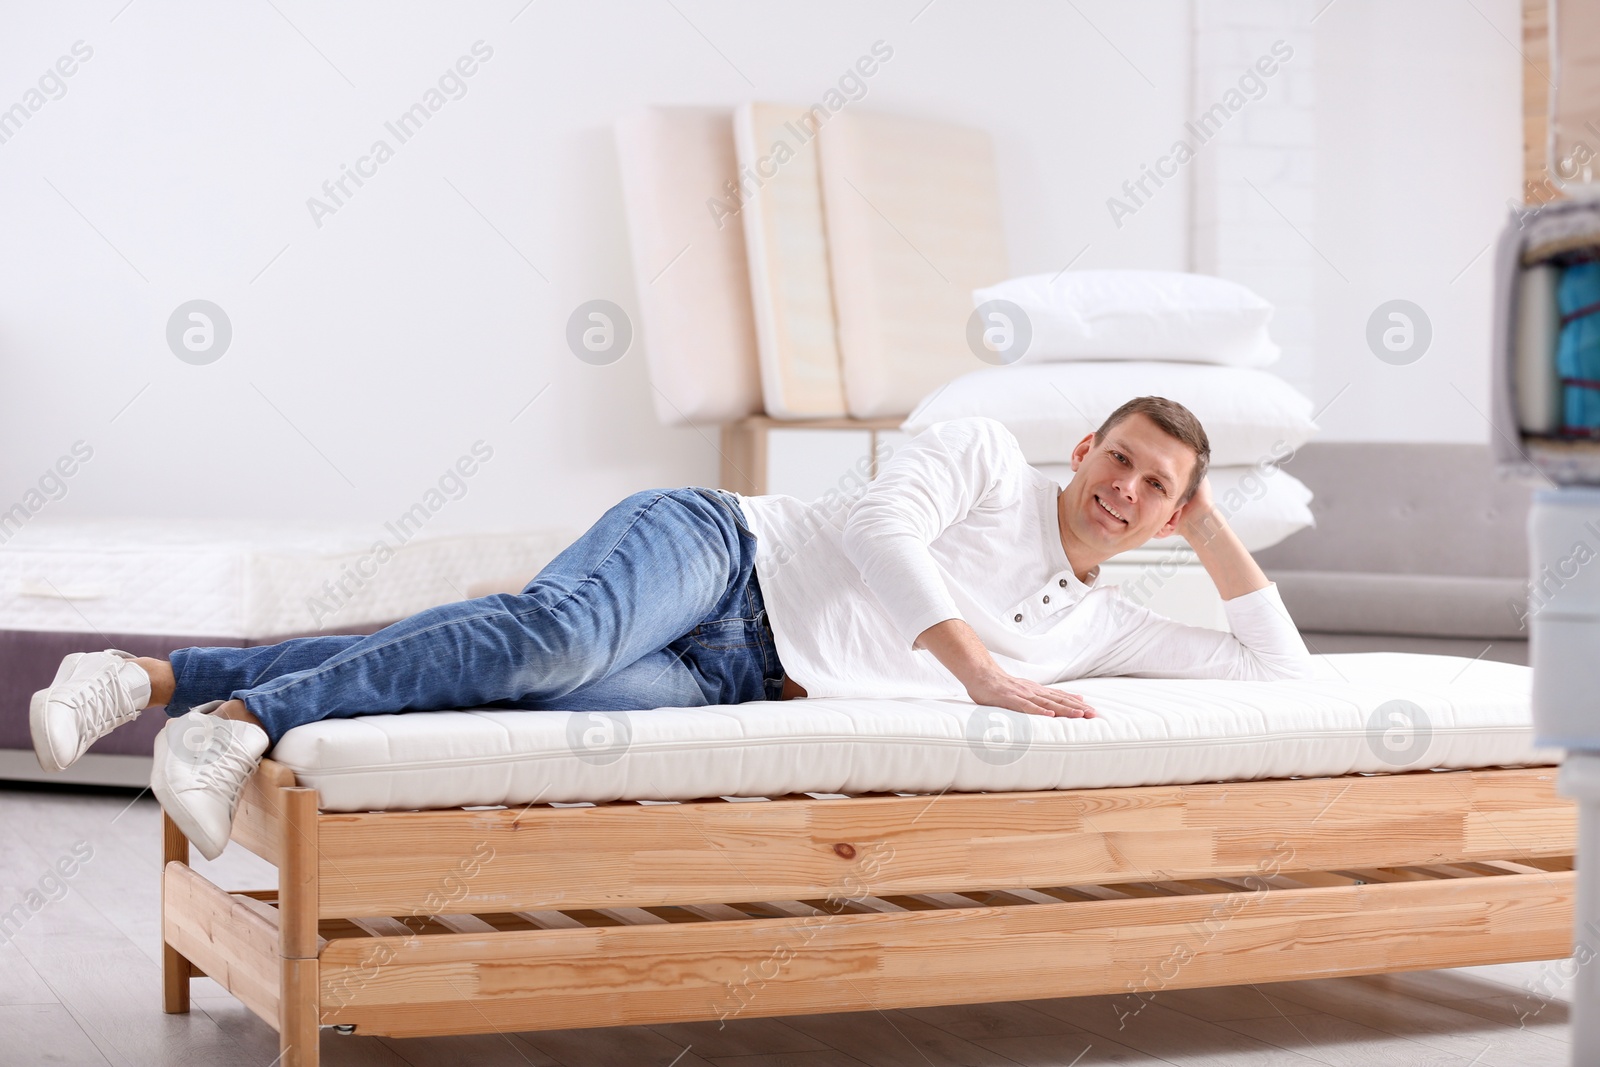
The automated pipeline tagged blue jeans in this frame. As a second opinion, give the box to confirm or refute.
[166,488,784,744]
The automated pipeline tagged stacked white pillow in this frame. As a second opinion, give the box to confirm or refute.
[904,270,1317,551]
[973,270,1282,368]
[1030,460,1313,553]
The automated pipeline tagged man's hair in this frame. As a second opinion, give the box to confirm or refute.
[1092,396,1210,504]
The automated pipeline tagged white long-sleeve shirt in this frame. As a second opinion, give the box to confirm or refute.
[736,416,1312,699]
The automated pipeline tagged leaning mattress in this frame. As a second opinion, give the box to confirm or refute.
[271,652,1560,813]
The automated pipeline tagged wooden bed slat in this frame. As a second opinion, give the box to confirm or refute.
[749,900,824,918]
[898,892,989,910]
[981,888,1061,906]
[314,871,1576,1039]
[313,861,1551,931]
[256,865,1569,936]
[641,907,710,924]
[678,903,752,922]
[595,907,670,926]
[1269,870,1363,889]
[1141,880,1215,896]
[1416,863,1507,880]
[511,911,587,930]
[1037,885,1129,902]
[1475,858,1570,876]
[1100,882,1176,899]
[847,896,909,913]
[432,914,500,935]
[349,917,413,939]
[1337,868,1438,884]
[558,910,627,928]
[173,857,1566,953]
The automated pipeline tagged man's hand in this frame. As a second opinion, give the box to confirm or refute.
[915,618,1097,718]
[1171,475,1271,602]
[964,669,1097,718]
[1173,475,1219,545]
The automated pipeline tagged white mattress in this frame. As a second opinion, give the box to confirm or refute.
[0,520,572,639]
[272,653,1559,813]
[614,107,764,426]
[734,102,849,419]
[817,110,1010,418]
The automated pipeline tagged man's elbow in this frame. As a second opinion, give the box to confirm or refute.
[1230,642,1314,682]
[1263,649,1315,681]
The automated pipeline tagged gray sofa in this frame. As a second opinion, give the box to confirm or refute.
[1253,443,1533,666]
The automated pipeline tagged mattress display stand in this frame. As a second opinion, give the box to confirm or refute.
[718,415,905,496]
[161,759,1577,1067]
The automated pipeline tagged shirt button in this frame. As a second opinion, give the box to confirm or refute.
[1013,613,1023,623]
[1059,578,1068,587]
[1042,595,1050,604]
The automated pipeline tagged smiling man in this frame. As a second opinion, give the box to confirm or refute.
[29,394,1309,860]
[753,395,1312,718]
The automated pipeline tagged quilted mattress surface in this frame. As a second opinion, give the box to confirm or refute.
[0,520,570,638]
[271,653,1558,813]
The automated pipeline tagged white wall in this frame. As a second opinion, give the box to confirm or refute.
[1311,0,1523,442]
[1191,0,1316,400]
[0,0,1190,533]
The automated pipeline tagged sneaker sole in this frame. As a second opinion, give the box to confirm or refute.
[29,652,85,773]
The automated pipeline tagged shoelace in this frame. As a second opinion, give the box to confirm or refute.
[192,727,261,799]
[79,669,137,741]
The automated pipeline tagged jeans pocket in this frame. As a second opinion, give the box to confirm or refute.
[695,487,756,541]
[688,617,756,651]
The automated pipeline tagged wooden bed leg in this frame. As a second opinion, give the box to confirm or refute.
[281,959,319,1067]
[280,786,321,1067]
[161,812,192,1014]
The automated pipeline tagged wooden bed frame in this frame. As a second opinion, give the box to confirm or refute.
[160,759,1578,1066]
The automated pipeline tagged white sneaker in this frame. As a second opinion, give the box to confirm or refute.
[30,650,152,772]
[151,710,269,861]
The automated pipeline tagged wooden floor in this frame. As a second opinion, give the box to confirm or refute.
[0,784,1574,1067]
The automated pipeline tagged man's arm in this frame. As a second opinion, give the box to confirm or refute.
[841,420,1098,718]
[840,419,1014,650]
[915,619,1097,718]
[1172,477,1270,601]
[1096,475,1312,681]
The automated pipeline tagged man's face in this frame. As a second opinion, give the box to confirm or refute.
[1061,413,1197,553]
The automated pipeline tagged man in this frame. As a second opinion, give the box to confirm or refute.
[30,396,1309,859]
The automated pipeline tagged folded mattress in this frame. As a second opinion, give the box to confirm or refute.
[272,652,1559,813]
[0,520,571,639]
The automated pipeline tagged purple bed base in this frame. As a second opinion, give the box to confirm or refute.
[0,626,385,759]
